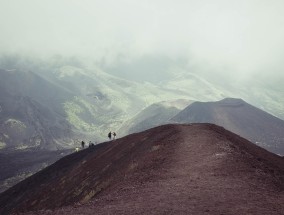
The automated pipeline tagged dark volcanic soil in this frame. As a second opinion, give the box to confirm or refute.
[0,150,70,193]
[1,124,284,215]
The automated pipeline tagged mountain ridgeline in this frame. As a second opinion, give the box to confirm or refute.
[1,56,284,153]
[1,56,284,198]
[0,124,283,215]
[119,99,194,135]
[0,56,198,151]
[170,98,284,155]
[123,98,284,155]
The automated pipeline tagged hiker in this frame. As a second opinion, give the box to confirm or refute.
[113,132,117,140]
[89,141,95,147]
[81,140,85,148]
[108,131,112,140]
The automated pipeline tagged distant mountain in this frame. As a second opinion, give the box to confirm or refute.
[171,98,284,155]
[0,58,189,151]
[0,68,78,193]
[41,65,196,140]
[0,124,283,215]
[0,69,75,151]
[120,99,193,135]
[1,55,284,196]
[0,56,198,193]
[159,68,284,120]
[1,55,284,151]
[0,57,197,193]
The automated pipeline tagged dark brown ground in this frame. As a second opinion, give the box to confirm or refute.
[1,124,283,215]
[0,149,70,193]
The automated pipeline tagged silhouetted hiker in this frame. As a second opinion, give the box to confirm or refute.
[81,141,85,148]
[113,132,117,140]
[108,131,112,140]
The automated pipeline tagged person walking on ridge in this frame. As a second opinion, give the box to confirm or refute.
[81,141,85,148]
[113,132,117,140]
[108,131,112,140]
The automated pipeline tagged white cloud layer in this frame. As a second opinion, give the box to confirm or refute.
[1,0,284,77]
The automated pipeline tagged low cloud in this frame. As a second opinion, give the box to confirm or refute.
[0,0,284,79]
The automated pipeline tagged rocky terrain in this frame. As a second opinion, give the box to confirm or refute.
[0,124,283,215]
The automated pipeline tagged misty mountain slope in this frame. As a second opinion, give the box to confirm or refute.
[160,71,230,101]
[0,124,283,215]
[2,55,283,143]
[0,67,80,194]
[120,99,194,135]
[0,56,212,148]
[171,98,284,155]
[0,69,75,150]
[157,68,284,121]
[41,64,197,138]
[1,55,284,197]
[0,68,77,193]
[219,79,284,120]
[0,57,188,147]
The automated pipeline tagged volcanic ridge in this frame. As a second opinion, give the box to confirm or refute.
[0,124,283,215]
[171,98,284,155]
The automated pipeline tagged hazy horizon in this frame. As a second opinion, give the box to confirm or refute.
[1,0,284,82]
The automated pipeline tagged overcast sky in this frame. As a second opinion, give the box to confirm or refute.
[1,0,284,78]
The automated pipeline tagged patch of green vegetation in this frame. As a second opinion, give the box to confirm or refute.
[64,97,97,132]
[0,141,6,149]
[5,119,27,129]
[63,95,134,136]
[99,85,132,111]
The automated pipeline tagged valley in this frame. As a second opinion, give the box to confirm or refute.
[0,55,284,194]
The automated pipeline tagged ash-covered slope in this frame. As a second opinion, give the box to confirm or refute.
[171,98,284,155]
[0,68,75,150]
[0,67,77,193]
[120,99,193,135]
[0,124,283,215]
